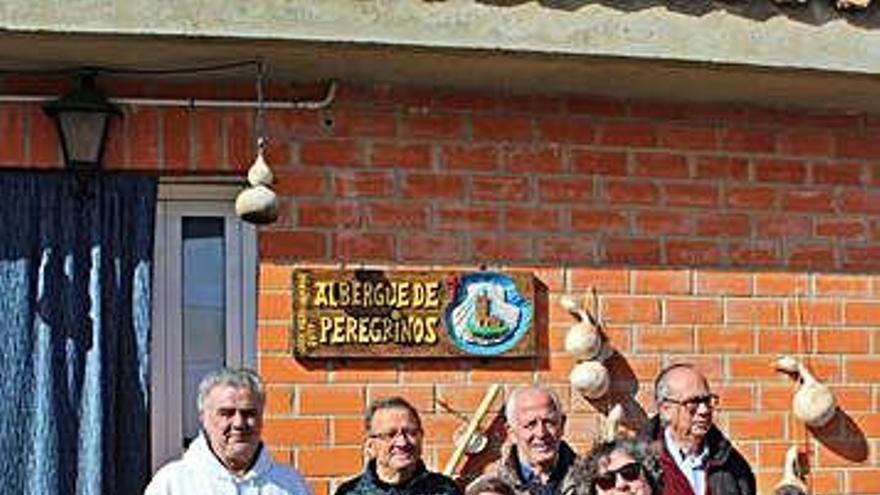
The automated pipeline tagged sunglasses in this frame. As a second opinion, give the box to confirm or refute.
[368,426,422,441]
[595,462,642,490]
[664,393,719,414]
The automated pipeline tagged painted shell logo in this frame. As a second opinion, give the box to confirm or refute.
[445,272,533,356]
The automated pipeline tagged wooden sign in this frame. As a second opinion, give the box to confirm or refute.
[292,269,536,358]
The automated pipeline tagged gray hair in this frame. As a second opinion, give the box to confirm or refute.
[364,396,422,432]
[578,437,664,495]
[504,385,564,425]
[654,363,708,404]
[197,367,266,413]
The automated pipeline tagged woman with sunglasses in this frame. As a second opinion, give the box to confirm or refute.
[579,438,663,495]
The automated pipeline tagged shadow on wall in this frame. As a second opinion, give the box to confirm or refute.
[426,0,880,28]
[810,410,869,463]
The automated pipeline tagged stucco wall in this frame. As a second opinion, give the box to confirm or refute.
[2,0,880,75]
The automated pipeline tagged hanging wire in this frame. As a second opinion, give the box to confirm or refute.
[0,59,260,77]
[254,60,267,155]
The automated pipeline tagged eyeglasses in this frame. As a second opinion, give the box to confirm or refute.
[664,393,719,413]
[368,426,422,441]
[595,462,642,490]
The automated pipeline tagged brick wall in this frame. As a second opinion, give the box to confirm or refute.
[4,80,880,494]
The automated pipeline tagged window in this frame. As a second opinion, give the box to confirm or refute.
[150,183,257,470]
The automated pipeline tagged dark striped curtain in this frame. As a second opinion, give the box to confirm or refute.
[0,172,156,495]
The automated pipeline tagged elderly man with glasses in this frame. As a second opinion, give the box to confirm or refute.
[639,364,755,495]
[335,396,461,495]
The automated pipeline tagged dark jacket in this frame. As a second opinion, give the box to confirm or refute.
[335,460,461,495]
[640,416,755,495]
[475,441,580,495]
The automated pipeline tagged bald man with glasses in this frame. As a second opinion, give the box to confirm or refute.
[335,396,461,495]
[639,364,755,495]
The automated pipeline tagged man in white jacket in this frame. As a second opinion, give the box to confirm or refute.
[144,368,311,495]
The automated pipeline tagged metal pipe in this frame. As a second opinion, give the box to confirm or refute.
[0,80,337,110]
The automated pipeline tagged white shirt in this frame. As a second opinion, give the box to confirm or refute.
[144,434,311,495]
[664,427,710,495]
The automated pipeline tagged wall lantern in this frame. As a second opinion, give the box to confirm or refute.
[43,72,120,170]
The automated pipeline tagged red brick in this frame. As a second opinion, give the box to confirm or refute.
[713,383,755,411]
[194,108,223,169]
[258,324,292,353]
[786,242,836,270]
[720,128,774,153]
[226,110,252,172]
[297,447,362,477]
[694,156,749,180]
[847,469,880,494]
[603,179,660,205]
[725,185,777,209]
[815,274,870,296]
[666,298,723,324]
[324,110,396,138]
[263,418,327,444]
[695,213,750,237]
[505,206,563,232]
[102,115,126,169]
[836,134,880,159]
[635,325,693,353]
[332,417,365,445]
[813,161,864,185]
[300,139,361,167]
[402,173,465,199]
[471,175,530,202]
[604,238,662,265]
[259,263,293,289]
[632,269,691,294]
[787,299,842,326]
[333,170,395,197]
[845,301,880,325]
[260,355,327,383]
[571,150,627,176]
[536,236,595,263]
[129,106,159,167]
[332,231,394,260]
[259,231,327,260]
[757,329,807,354]
[436,205,500,231]
[435,90,499,112]
[365,201,428,229]
[471,115,532,141]
[755,159,808,183]
[259,292,292,320]
[367,385,436,412]
[298,201,361,228]
[399,234,464,262]
[726,299,783,325]
[161,107,190,170]
[28,105,60,167]
[569,268,630,293]
[598,122,657,147]
[754,273,808,295]
[632,152,689,178]
[470,235,532,261]
[728,242,781,267]
[571,209,628,233]
[695,326,754,353]
[696,271,751,295]
[728,356,785,380]
[781,188,834,212]
[537,176,594,203]
[371,142,432,169]
[536,118,594,144]
[401,114,465,140]
[602,296,661,324]
[663,182,719,207]
[666,240,723,266]
[776,130,834,157]
[838,189,880,214]
[754,214,811,237]
[506,145,565,173]
[0,104,25,165]
[727,413,785,439]
[844,245,880,271]
[275,170,327,197]
[264,385,295,415]
[635,210,693,235]
[441,144,500,171]
[817,329,870,354]
[300,386,365,414]
[816,217,866,239]
[331,359,399,383]
[657,124,718,150]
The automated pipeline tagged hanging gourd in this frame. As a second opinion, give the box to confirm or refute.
[775,355,837,427]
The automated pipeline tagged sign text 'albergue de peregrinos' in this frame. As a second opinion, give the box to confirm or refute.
[293,270,536,358]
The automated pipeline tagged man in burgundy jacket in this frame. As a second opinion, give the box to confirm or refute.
[639,364,755,495]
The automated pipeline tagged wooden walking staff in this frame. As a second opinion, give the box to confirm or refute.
[442,383,502,477]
